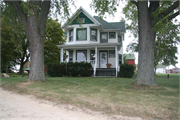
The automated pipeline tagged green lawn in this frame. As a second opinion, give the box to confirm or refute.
[1,74,179,119]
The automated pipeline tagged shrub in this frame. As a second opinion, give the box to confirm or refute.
[47,62,94,77]
[119,63,135,78]
[11,75,18,77]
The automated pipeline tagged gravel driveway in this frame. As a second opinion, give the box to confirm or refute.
[0,88,142,120]
[0,88,110,120]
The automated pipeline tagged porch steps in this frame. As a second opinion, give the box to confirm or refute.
[95,68,116,77]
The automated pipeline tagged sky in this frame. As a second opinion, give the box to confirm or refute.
[63,0,180,69]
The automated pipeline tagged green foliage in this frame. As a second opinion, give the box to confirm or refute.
[123,1,180,68]
[44,18,65,64]
[119,63,135,78]
[154,21,180,67]
[47,62,93,77]
[90,0,120,18]
[11,75,18,77]
[1,4,29,74]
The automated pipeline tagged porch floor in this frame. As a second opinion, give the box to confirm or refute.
[95,68,116,77]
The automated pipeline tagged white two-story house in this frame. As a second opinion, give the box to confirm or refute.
[57,7,125,77]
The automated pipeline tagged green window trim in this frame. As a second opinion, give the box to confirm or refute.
[76,28,87,41]
[76,50,87,61]
[109,50,115,58]
[109,32,116,39]
[90,28,97,41]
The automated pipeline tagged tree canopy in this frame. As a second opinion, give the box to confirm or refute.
[91,0,179,86]
[4,0,74,81]
[124,1,180,68]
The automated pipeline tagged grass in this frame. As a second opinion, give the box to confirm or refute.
[1,73,179,119]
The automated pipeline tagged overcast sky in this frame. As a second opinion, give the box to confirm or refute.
[64,0,180,69]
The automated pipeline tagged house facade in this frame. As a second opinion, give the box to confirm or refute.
[57,7,126,77]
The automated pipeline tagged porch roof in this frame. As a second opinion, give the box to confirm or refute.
[57,43,121,49]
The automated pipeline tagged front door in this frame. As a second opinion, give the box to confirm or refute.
[100,52,107,68]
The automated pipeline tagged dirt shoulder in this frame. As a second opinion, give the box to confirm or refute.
[0,88,141,120]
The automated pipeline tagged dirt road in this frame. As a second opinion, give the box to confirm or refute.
[0,88,141,120]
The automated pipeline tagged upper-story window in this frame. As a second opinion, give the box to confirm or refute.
[69,29,73,42]
[109,32,116,39]
[100,32,108,43]
[90,28,97,41]
[77,28,87,41]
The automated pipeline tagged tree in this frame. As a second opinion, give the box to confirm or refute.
[44,18,65,64]
[1,17,17,73]
[91,0,179,86]
[1,4,30,75]
[124,2,180,71]
[4,0,74,81]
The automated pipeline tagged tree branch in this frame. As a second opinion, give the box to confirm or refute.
[38,1,51,36]
[158,1,179,19]
[130,0,138,7]
[166,11,179,22]
[4,1,28,33]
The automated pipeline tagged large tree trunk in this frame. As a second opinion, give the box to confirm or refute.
[5,1,50,81]
[135,1,157,86]
[27,5,45,81]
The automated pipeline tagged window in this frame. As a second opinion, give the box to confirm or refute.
[100,32,108,43]
[69,29,73,42]
[118,36,122,43]
[76,50,87,62]
[76,28,87,40]
[79,18,85,23]
[119,54,122,65]
[69,51,73,62]
[90,28,97,41]
[109,32,116,39]
[109,50,115,58]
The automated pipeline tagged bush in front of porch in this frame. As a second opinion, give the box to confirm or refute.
[119,63,135,78]
[47,62,93,77]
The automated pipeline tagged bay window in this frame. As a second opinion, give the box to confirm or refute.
[76,28,87,40]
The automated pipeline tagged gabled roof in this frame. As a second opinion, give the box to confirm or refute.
[62,7,101,28]
[94,16,126,32]
[62,6,126,33]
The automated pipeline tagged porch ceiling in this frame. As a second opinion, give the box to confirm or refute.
[57,43,121,50]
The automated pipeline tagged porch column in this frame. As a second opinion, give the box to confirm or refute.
[115,46,118,77]
[94,47,97,77]
[61,48,63,63]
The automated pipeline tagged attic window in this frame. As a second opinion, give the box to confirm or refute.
[80,18,85,23]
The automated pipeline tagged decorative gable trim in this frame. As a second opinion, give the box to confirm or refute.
[62,6,101,29]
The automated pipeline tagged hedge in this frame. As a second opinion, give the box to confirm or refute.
[119,63,135,78]
[47,62,93,77]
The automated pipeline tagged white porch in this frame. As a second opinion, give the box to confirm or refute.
[58,43,121,77]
